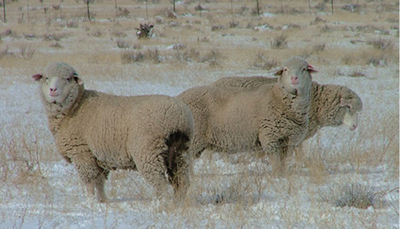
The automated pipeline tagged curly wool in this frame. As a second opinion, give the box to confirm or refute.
[178,56,314,161]
[213,76,363,140]
[33,62,194,202]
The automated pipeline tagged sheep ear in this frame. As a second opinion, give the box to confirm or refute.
[32,74,43,81]
[307,64,318,73]
[274,69,283,76]
[340,98,352,109]
[73,73,83,85]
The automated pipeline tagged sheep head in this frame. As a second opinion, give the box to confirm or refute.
[275,56,317,95]
[32,62,83,105]
[339,89,363,131]
[316,85,363,131]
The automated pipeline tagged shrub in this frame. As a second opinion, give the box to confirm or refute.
[253,52,279,70]
[136,23,154,39]
[211,25,225,31]
[121,49,160,64]
[335,184,376,209]
[19,44,35,59]
[311,43,326,54]
[116,39,131,49]
[43,33,68,41]
[0,46,11,59]
[66,20,79,28]
[320,183,376,209]
[50,42,63,49]
[228,20,239,28]
[270,33,288,49]
[367,38,394,51]
[194,4,207,11]
[117,7,130,17]
[121,50,144,64]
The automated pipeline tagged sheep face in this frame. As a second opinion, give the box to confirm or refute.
[342,110,358,131]
[322,89,363,131]
[32,62,83,104]
[340,95,363,131]
[275,56,317,95]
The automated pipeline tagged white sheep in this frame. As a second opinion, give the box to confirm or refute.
[178,56,317,163]
[212,76,363,140]
[32,62,194,203]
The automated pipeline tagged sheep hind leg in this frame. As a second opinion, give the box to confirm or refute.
[73,153,108,203]
[139,156,171,200]
[168,152,189,201]
[165,132,190,201]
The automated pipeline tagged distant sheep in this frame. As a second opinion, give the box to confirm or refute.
[212,76,363,140]
[178,56,316,162]
[32,62,194,202]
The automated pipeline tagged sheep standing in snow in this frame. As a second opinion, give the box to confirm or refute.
[212,76,363,141]
[32,62,194,202]
[178,56,316,164]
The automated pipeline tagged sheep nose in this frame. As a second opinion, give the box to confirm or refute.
[291,76,299,84]
[49,87,58,96]
[350,124,357,130]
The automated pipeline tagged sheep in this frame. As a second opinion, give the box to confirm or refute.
[212,76,363,141]
[32,62,194,203]
[177,56,317,164]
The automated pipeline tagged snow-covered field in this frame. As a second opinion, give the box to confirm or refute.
[0,0,399,228]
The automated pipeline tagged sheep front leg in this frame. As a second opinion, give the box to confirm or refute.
[73,153,108,203]
[190,134,207,159]
[258,133,287,176]
[94,171,109,203]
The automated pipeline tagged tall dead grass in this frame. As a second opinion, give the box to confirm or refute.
[0,0,398,227]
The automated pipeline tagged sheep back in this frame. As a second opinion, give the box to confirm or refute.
[212,76,277,92]
[57,91,193,170]
[211,76,363,142]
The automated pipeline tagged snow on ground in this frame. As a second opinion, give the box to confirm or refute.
[0,61,398,228]
[0,5,399,226]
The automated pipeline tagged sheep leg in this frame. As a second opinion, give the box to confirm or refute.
[169,153,190,200]
[94,170,109,203]
[73,152,108,202]
[190,135,207,159]
[259,135,288,175]
[164,132,191,200]
[138,154,170,199]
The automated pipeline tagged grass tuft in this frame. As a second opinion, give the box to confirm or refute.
[116,39,131,49]
[270,33,288,49]
[43,33,68,41]
[253,52,279,70]
[18,44,36,59]
[367,38,394,51]
[334,184,376,209]
[319,183,377,209]
[121,49,160,64]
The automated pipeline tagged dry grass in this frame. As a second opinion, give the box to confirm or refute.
[320,183,377,209]
[0,0,398,227]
